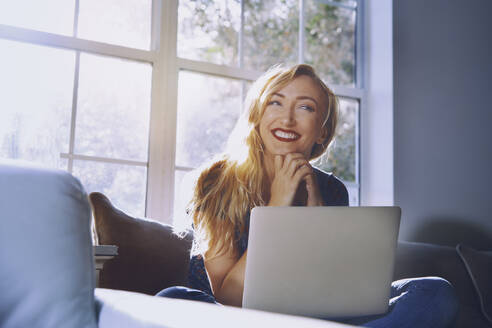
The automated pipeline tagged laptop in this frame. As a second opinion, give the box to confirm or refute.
[242,206,401,319]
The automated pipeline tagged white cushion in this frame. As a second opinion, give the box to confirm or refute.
[0,160,97,328]
[95,288,357,328]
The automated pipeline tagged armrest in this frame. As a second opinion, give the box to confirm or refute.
[0,161,97,328]
[95,288,358,328]
[394,241,490,327]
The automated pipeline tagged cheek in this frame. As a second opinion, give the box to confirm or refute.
[301,117,323,138]
[259,112,274,131]
[258,119,270,140]
[261,110,276,122]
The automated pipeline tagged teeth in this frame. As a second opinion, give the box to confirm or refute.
[274,130,299,140]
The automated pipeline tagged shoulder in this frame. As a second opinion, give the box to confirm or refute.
[312,166,345,189]
[313,167,349,206]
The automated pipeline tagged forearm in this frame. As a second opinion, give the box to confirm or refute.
[214,250,248,307]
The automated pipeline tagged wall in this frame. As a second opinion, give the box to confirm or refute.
[394,0,492,249]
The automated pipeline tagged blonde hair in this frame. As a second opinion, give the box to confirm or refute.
[187,64,339,258]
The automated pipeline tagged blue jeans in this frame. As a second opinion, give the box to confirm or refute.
[156,277,458,328]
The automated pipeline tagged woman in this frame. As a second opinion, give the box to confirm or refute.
[159,64,458,327]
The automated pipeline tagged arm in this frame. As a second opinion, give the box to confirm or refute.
[205,249,248,307]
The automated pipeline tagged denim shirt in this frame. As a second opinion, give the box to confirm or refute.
[187,167,349,296]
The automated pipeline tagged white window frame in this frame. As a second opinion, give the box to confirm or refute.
[0,0,366,223]
[0,1,157,217]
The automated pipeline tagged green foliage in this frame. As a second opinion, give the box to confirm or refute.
[178,0,358,182]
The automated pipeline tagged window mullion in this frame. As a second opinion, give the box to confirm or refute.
[316,0,356,11]
[355,0,364,205]
[177,57,261,81]
[355,0,365,89]
[61,153,147,167]
[239,0,244,69]
[73,0,80,37]
[175,165,194,172]
[0,24,155,64]
[150,0,161,51]
[239,0,247,108]
[299,0,305,63]
[330,85,364,99]
[146,0,179,222]
[67,51,80,173]
[68,0,80,174]
[355,95,362,186]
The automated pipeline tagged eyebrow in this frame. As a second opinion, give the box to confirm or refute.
[272,92,319,106]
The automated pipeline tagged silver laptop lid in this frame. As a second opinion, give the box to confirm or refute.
[242,206,401,318]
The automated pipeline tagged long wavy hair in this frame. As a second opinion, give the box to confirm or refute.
[183,64,339,258]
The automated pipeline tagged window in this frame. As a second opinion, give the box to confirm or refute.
[174,0,363,208]
[0,0,363,222]
[0,1,153,217]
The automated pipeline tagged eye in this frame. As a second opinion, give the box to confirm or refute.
[268,100,281,106]
[300,104,315,112]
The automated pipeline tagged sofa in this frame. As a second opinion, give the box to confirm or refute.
[90,190,492,328]
[0,161,357,328]
[1,161,490,328]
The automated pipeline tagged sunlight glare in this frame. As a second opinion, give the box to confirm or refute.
[0,0,75,35]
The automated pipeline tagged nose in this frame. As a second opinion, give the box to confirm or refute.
[280,106,296,126]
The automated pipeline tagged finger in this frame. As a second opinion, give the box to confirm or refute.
[304,173,316,192]
[292,164,312,184]
[282,153,306,172]
[302,162,314,181]
[284,152,305,163]
[283,152,304,167]
[285,158,308,177]
[305,174,323,206]
[274,155,283,172]
[283,153,293,169]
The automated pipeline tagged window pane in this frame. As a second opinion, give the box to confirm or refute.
[176,71,242,168]
[0,39,74,168]
[305,1,356,86]
[312,97,357,182]
[59,158,69,171]
[0,0,75,36]
[75,53,151,162]
[78,0,151,50]
[178,0,240,66]
[72,160,147,217]
[243,0,298,71]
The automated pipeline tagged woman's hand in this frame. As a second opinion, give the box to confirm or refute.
[304,170,325,206]
[268,153,313,206]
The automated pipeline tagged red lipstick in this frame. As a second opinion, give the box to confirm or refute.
[271,128,300,142]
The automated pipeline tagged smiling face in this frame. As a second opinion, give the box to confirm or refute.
[258,75,327,160]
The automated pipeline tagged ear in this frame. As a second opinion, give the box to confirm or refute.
[316,126,328,145]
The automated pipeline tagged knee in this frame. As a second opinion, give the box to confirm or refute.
[155,286,218,304]
[427,277,459,313]
[156,286,190,298]
[412,277,459,324]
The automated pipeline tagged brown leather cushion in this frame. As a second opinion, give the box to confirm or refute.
[89,192,193,295]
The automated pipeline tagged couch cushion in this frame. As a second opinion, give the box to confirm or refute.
[394,241,476,304]
[456,244,492,326]
[95,288,356,328]
[0,161,97,328]
[394,241,490,328]
[89,192,193,295]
